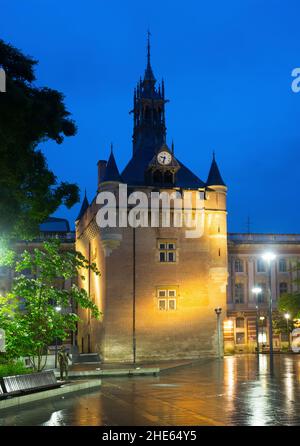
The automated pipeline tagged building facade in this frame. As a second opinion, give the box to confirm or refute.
[75,41,300,362]
[225,233,300,353]
[75,39,228,362]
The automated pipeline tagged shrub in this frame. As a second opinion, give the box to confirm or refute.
[0,360,31,378]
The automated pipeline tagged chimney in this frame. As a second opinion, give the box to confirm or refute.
[97,160,107,190]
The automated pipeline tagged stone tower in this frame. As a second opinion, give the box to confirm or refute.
[75,36,228,362]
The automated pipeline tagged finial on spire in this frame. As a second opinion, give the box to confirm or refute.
[144,30,155,82]
[110,142,113,154]
[147,29,151,66]
[212,150,215,161]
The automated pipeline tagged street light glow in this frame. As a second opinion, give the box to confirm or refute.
[252,287,262,295]
[55,306,62,312]
[262,252,276,263]
[284,313,290,320]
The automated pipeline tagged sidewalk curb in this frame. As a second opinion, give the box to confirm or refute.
[54,368,160,378]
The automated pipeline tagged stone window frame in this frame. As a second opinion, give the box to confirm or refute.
[234,315,247,345]
[234,283,245,304]
[234,258,244,273]
[257,282,267,303]
[157,239,178,263]
[257,258,266,273]
[157,288,177,311]
[278,258,288,273]
[279,282,288,296]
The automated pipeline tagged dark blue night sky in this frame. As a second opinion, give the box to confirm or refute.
[2,0,300,233]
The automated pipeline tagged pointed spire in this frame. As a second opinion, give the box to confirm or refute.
[76,190,89,221]
[147,29,151,66]
[144,30,156,82]
[206,153,226,187]
[171,139,174,154]
[103,146,122,182]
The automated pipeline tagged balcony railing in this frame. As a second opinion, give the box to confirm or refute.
[229,233,300,244]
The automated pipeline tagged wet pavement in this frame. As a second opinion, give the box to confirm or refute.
[1,354,300,426]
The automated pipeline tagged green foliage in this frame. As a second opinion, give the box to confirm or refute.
[0,360,31,378]
[278,292,300,319]
[0,39,79,239]
[0,240,100,371]
[272,312,294,335]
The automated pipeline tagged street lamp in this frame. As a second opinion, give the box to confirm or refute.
[54,305,62,369]
[284,313,291,350]
[262,252,276,373]
[252,287,262,355]
[214,307,222,359]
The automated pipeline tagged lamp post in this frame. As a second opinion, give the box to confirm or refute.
[54,306,62,369]
[284,313,291,351]
[262,252,276,373]
[252,287,262,356]
[214,307,222,359]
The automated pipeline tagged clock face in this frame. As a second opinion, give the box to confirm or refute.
[157,151,172,165]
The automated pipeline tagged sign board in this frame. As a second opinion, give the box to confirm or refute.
[0,328,6,352]
[291,328,300,353]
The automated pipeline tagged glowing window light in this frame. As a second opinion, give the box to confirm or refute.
[223,320,234,329]
[258,333,267,343]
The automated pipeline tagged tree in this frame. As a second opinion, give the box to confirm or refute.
[0,240,100,371]
[272,312,294,335]
[0,39,79,240]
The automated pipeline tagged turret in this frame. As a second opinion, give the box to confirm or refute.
[76,190,89,222]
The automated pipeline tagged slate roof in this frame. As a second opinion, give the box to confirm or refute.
[206,155,226,187]
[76,193,89,221]
[121,147,205,189]
[103,150,122,182]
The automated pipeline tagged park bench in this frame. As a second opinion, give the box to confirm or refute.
[0,370,61,399]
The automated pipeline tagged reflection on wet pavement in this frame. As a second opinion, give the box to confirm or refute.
[1,354,300,426]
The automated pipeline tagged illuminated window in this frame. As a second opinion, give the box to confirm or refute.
[158,241,176,263]
[234,259,244,273]
[279,282,288,296]
[258,330,267,344]
[279,258,287,272]
[234,283,244,304]
[257,259,266,273]
[157,289,177,310]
